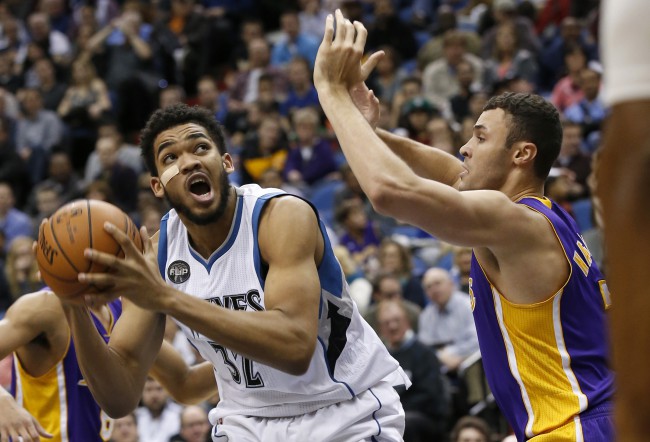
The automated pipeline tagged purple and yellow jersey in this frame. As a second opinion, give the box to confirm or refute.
[469,197,613,441]
[10,300,122,442]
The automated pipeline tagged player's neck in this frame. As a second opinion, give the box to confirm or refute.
[186,188,238,259]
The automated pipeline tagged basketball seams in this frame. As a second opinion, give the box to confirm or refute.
[49,215,82,274]
[86,199,93,273]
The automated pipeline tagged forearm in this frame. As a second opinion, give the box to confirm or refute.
[86,25,113,53]
[376,128,463,186]
[127,34,152,59]
[161,288,314,375]
[63,304,151,417]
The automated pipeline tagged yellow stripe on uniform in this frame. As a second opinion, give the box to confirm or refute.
[14,358,65,442]
[496,288,586,438]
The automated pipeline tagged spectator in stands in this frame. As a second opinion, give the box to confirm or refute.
[239,115,288,185]
[271,10,320,69]
[367,45,408,105]
[135,377,182,442]
[539,16,598,91]
[26,11,72,67]
[377,238,427,308]
[159,84,186,109]
[399,97,439,145]
[230,37,288,107]
[15,88,64,183]
[229,18,264,72]
[0,182,32,251]
[0,119,31,208]
[449,59,481,123]
[335,198,382,271]
[284,107,338,188]
[90,135,139,214]
[168,405,211,442]
[483,22,539,91]
[153,0,208,96]
[564,64,606,152]
[0,230,10,312]
[4,235,41,300]
[297,0,329,39]
[450,416,491,442]
[451,247,472,294]
[418,267,479,372]
[390,76,423,129]
[40,149,82,205]
[84,119,143,184]
[553,120,591,198]
[196,75,228,123]
[417,5,482,71]
[33,58,67,111]
[279,56,319,118]
[479,0,540,59]
[112,412,140,442]
[366,0,418,61]
[550,43,588,112]
[422,31,484,105]
[31,181,63,235]
[86,2,155,141]
[257,167,304,198]
[365,274,421,333]
[377,300,448,442]
[57,57,112,170]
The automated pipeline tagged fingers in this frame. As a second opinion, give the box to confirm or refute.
[353,21,368,53]
[334,9,347,43]
[360,50,384,81]
[141,226,153,255]
[104,222,139,257]
[322,13,334,46]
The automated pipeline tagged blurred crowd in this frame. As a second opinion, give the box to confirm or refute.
[0,0,604,440]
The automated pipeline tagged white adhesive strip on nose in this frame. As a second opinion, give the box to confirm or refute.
[160,165,179,186]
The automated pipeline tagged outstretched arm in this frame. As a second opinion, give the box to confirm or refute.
[313,12,530,247]
[349,80,464,185]
[150,340,219,405]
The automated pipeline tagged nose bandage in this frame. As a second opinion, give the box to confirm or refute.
[160,165,179,186]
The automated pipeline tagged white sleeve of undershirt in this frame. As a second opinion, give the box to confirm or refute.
[600,0,650,105]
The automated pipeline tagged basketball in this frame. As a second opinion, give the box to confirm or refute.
[36,199,144,299]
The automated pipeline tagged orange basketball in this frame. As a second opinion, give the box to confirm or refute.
[36,199,144,299]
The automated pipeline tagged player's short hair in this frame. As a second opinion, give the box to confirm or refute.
[483,92,562,181]
[140,104,227,177]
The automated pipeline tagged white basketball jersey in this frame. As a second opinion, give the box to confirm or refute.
[157,185,406,419]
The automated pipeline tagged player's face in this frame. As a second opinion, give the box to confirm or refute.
[151,123,234,226]
[458,109,512,192]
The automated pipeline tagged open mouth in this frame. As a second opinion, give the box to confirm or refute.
[187,174,214,202]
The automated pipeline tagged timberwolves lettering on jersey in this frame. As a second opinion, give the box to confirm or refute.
[157,185,407,420]
[470,196,613,441]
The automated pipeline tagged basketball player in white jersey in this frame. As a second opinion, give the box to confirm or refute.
[598,0,650,440]
[60,103,410,441]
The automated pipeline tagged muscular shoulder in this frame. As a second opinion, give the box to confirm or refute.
[5,290,64,332]
[257,196,321,262]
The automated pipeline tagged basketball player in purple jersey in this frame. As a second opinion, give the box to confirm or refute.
[314,11,613,441]
[0,290,217,442]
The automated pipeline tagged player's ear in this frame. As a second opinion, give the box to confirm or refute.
[222,153,235,174]
[151,176,165,197]
[513,141,537,167]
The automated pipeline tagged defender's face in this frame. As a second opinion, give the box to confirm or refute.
[458,109,512,192]
[151,123,233,225]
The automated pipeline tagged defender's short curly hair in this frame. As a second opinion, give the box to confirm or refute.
[140,104,227,177]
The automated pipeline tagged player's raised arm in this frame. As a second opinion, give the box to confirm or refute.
[150,340,219,405]
[313,11,539,248]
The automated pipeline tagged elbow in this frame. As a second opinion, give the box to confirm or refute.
[282,335,316,376]
[365,178,403,217]
[103,398,140,419]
